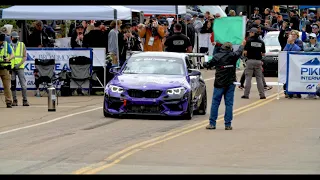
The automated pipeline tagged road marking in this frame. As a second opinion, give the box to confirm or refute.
[0,76,219,136]
[73,92,280,174]
[81,94,283,174]
[27,106,101,108]
[0,107,102,136]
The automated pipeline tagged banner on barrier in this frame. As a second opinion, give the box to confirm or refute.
[0,48,92,90]
[278,51,287,84]
[287,52,320,94]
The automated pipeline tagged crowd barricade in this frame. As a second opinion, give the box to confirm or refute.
[0,48,106,91]
[278,51,320,96]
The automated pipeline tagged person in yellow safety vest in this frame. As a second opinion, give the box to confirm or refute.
[10,31,29,106]
[0,33,15,108]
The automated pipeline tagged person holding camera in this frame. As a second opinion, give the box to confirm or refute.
[28,20,53,47]
[10,32,29,106]
[0,33,14,108]
[139,17,165,52]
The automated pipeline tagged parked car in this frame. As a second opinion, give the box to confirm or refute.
[104,52,207,120]
[261,31,302,76]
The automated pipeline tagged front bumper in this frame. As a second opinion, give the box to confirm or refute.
[104,92,189,116]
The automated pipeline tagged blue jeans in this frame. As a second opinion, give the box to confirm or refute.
[209,84,235,127]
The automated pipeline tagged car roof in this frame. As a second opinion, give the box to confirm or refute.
[131,52,187,59]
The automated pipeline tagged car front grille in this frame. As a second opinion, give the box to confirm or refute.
[127,105,162,113]
[127,89,163,98]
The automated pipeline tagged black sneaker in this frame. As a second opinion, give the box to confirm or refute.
[6,103,12,108]
[241,96,249,99]
[23,100,30,106]
[260,96,266,99]
[206,124,216,130]
[225,126,233,130]
[12,100,18,106]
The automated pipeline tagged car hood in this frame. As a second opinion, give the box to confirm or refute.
[109,74,190,90]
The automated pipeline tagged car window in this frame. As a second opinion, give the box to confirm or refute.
[263,34,281,46]
[122,56,185,75]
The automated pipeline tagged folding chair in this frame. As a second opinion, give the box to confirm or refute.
[34,59,57,96]
[69,56,97,96]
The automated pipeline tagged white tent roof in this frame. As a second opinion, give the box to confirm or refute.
[0,6,131,20]
[124,6,186,14]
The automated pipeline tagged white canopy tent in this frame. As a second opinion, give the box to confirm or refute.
[124,6,187,15]
[0,5,132,20]
[0,5,133,88]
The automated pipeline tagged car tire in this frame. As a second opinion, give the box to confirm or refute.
[197,89,207,115]
[184,93,194,120]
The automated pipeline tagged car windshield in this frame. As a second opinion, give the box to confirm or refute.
[263,34,281,46]
[122,56,185,75]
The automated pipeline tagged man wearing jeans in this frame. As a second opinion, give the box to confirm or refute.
[204,40,245,130]
[10,32,29,106]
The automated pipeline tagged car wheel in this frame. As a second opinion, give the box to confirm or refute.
[184,93,194,120]
[197,89,207,115]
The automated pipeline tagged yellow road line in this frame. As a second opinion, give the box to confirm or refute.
[83,95,283,174]
[73,92,282,174]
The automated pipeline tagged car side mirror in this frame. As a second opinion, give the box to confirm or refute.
[188,69,201,76]
[109,67,121,74]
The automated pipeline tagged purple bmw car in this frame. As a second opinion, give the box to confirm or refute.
[104,52,207,120]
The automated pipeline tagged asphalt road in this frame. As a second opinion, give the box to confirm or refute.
[0,69,319,174]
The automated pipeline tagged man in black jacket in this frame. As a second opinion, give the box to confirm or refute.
[204,40,246,130]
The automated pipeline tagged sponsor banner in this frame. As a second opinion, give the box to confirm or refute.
[287,52,320,94]
[0,48,94,90]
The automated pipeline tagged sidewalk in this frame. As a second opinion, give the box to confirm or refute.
[96,97,320,174]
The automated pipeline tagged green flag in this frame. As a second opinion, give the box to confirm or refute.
[213,16,246,45]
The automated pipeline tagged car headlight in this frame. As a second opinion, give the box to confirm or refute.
[108,85,124,93]
[166,87,185,95]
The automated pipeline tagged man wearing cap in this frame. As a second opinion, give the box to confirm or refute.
[10,32,29,106]
[242,27,266,99]
[0,33,15,108]
[185,15,196,49]
[302,23,320,42]
[250,7,262,20]
[204,40,246,130]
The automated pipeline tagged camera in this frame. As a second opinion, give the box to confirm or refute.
[0,56,12,70]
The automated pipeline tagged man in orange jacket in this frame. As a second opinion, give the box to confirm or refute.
[139,17,165,51]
